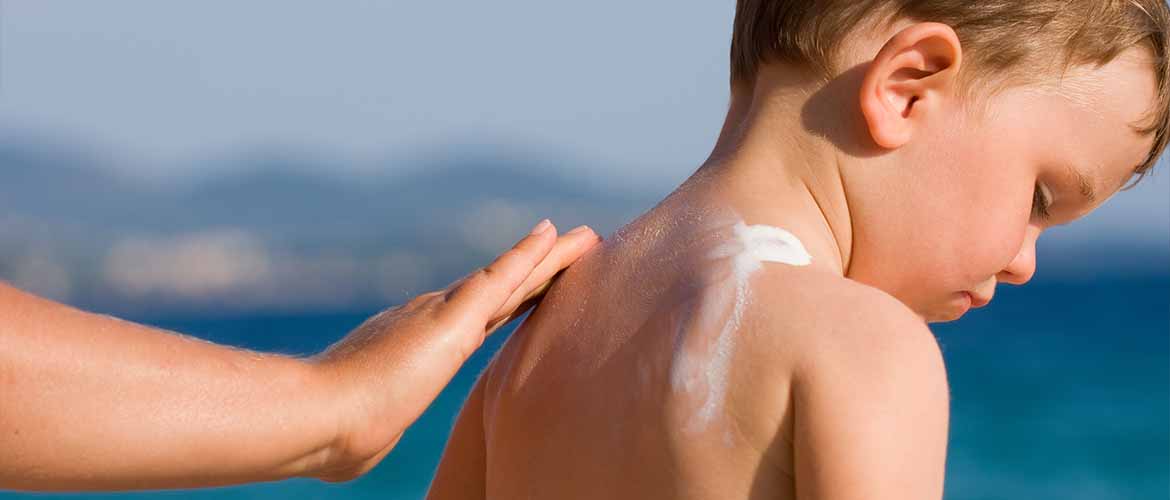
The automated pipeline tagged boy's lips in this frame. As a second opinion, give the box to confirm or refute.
[963,290,992,308]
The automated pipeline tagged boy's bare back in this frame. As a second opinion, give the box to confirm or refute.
[427,190,950,499]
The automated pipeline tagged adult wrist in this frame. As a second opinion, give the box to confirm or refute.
[280,357,348,480]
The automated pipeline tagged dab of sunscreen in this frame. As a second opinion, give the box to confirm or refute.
[710,221,813,275]
[676,220,812,435]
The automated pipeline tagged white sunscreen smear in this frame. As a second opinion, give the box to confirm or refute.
[675,220,812,435]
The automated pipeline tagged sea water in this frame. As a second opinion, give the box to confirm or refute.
[1,277,1165,500]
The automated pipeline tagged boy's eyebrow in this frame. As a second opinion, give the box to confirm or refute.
[1068,165,1098,203]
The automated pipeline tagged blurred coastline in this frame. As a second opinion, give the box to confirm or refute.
[3,133,1167,319]
[0,134,650,317]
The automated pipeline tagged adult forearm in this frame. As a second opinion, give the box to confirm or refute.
[0,283,338,491]
[0,221,602,489]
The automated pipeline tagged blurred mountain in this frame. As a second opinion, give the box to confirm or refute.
[0,138,654,316]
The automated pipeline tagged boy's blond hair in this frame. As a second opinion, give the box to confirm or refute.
[730,0,1170,178]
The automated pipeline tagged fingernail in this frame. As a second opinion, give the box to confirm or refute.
[530,219,552,235]
[567,225,592,235]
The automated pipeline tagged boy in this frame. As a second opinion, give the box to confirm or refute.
[428,1,1169,498]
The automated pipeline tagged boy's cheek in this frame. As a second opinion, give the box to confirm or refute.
[952,213,1028,285]
[952,173,1035,273]
[892,226,1019,312]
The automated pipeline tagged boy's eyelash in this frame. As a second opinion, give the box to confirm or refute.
[1032,183,1052,221]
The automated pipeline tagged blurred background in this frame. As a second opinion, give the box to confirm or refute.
[0,2,1166,499]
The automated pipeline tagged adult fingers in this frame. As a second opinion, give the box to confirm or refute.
[485,290,541,337]
[440,219,559,323]
[489,225,601,325]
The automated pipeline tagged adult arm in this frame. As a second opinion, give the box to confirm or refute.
[0,220,600,491]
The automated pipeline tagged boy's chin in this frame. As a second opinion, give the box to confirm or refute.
[921,292,976,323]
[925,312,965,323]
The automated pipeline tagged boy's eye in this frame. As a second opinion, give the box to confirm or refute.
[1032,183,1052,221]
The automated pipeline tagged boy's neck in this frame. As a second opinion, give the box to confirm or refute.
[676,67,859,277]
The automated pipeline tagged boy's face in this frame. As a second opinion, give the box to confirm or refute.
[855,48,1158,322]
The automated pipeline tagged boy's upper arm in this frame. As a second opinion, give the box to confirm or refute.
[425,375,488,500]
[791,301,950,500]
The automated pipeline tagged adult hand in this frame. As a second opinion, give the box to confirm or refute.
[0,219,600,491]
[308,220,600,481]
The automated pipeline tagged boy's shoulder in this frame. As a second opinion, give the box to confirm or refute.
[723,266,949,458]
[745,264,938,355]
[732,264,948,410]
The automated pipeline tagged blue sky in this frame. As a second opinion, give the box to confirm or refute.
[0,1,733,190]
[1,1,1166,251]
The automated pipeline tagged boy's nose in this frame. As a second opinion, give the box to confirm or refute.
[996,226,1040,285]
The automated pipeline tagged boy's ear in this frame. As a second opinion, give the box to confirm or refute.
[859,22,963,149]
